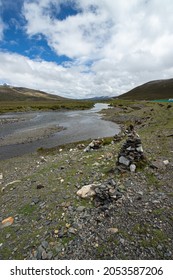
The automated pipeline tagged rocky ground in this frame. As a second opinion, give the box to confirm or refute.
[0,100,173,260]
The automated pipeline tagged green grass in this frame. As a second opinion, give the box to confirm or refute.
[0,100,94,113]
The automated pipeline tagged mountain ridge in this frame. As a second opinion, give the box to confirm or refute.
[0,85,68,101]
[116,78,173,100]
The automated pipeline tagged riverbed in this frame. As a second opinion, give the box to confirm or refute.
[0,103,120,160]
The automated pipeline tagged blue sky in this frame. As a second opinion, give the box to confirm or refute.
[1,0,173,98]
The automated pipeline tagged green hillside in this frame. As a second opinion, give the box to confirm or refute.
[0,85,94,113]
[117,79,173,100]
[0,85,67,102]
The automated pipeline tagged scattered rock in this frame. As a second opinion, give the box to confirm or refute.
[150,160,167,170]
[37,184,45,189]
[130,164,136,172]
[163,160,169,165]
[76,206,86,212]
[84,139,103,152]
[68,227,77,234]
[76,184,98,198]
[0,217,14,229]
[119,156,130,166]
[107,228,119,234]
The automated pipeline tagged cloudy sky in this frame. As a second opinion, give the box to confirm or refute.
[1,0,173,98]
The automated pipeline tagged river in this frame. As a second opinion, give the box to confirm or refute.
[0,103,120,160]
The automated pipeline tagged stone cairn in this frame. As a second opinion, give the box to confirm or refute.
[117,124,145,172]
[77,179,123,206]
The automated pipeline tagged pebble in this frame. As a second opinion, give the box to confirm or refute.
[107,228,119,234]
[76,206,86,212]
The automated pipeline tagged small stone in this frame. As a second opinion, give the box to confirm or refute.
[40,157,47,162]
[32,197,40,204]
[41,241,49,249]
[0,173,3,180]
[77,184,98,198]
[68,227,77,234]
[163,160,169,165]
[42,250,48,260]
[0,216,14,229]
[120,238,125,245]
[65,223,71,228]
[108,228,119,234]
[37,184,45,189]
[136,145,143,152]
[76,206,86,212]
[130,164,136,172]
[47,251,53,260]
[119,156,130,166]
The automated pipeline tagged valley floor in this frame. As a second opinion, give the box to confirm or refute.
[0,100,173,260]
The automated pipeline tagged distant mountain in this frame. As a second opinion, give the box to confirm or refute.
[0,85,68,102]
[116,79,173,100]
[82,96,111,101]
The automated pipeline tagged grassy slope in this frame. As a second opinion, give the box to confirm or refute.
[0,86,66,101]
[116,79,173,100]
[0,86,94,113]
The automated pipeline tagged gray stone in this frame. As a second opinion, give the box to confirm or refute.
[41,240,49,249]
[76,206,86,212]
[119,156,130,166]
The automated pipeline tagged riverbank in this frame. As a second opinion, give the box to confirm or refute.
[0,100,173,260]
[0,104,119,160]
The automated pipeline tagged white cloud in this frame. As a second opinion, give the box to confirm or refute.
[0,51,99,98]
[1,0,173,98]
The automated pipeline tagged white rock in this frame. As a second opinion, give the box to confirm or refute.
[76,184,99,198]
[84,146,90,152]
[119,156,130,166]
[136,145,143,152]
[0,173,3,180]
[130,164,136,172]
[163,160,169,165]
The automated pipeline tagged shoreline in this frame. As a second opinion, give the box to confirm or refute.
[0,125,64,147]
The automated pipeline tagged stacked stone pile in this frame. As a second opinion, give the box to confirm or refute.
[94,180,123,206]
[77,180,123,206]
[117,125,145,172]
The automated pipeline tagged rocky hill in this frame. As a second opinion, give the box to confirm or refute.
[0,85,67,102]
[117,78,173,100]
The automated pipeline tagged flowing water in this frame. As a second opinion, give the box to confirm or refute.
[0,103,120,160]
